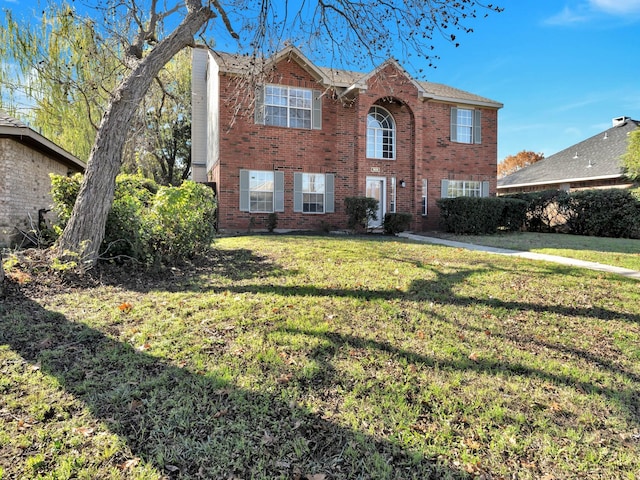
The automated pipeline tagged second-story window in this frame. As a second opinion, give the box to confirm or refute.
[255,85,322,130]
[367,106,395,159]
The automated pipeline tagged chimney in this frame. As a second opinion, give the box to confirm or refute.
[612,116,629,127]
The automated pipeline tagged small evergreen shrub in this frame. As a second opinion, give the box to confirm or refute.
[266,213,278,232]
[383,213,413,234]
[345,196,379,230]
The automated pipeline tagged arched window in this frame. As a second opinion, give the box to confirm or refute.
[367,106,395,159]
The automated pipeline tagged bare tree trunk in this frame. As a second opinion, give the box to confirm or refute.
[56,4,216,266]
[0,250,4,295]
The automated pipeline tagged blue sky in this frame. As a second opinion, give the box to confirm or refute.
[2,0,639,162]
[420,1,640,161]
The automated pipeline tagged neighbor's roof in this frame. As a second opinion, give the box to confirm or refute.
[0,110,85,171]
[498,117,639,189]
[207,47,502,109]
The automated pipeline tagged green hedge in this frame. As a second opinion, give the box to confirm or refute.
[559,189,640,238]
[436,197,527,234]
[505,190,569,233]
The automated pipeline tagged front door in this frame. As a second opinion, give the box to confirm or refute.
[366,177,386,228]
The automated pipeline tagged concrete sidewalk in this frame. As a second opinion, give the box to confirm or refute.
[398,233,640,281]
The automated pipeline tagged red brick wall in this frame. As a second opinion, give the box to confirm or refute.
[212,59,498,232]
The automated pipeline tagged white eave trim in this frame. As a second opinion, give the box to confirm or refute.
[497,173,624,190]
[423,94,503,109]
[0,125,85,170]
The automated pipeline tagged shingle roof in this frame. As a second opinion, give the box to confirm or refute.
[498,117,639,189]
[208,48,501,108]
[0,110,29,128]
[0,109,85,171]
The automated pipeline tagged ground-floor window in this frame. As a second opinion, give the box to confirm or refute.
[294,172,335,213]
[239,170,284,212]
[441,179,489,198]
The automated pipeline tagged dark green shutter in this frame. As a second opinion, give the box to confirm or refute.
[275,171,284,212]
[239,170,250,211]
[473,110,482,144]
[254,85,265,125]
[312,90,322,130]
[450,107,458,142]
[325,173,335,213]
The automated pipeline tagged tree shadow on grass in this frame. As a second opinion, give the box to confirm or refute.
[0,286,466,479]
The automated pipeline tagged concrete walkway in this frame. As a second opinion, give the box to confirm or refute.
[398,233,640,281]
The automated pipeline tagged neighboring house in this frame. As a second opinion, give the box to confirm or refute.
[498,116,639,195]
[191,45,502,232]
[0,110,85,246]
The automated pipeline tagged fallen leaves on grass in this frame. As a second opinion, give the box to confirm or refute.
[118,302,133,313]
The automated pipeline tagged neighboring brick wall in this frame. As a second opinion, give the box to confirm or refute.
[211,59,499,232]
[0,138,77,246]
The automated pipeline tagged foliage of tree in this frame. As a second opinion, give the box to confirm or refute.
[622,128,640,181]
[0,4,118,160]
[122,49,192,185]
[51,173,217,265]
[498,150,545,178]
[4,0,503,266]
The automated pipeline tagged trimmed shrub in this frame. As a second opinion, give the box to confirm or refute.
[505,190,569,232]
[383,213,413,235]
[437,197,527,234]
[560,189,640,238]
[345,196,379,230]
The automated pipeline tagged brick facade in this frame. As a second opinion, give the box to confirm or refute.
[0,118,84,246]
[192,47,501,232]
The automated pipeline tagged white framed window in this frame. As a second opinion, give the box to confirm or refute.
[255,85,322,130]
[239,170,284,212]
[367,106,395,159]
[390,177,396,213]
[421,179,428,216]
[441,179,489,198]
[294,172,335,213]
[450,107,481,144]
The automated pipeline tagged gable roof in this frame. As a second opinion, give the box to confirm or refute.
[0,110,85,171]
[498,117,639,189]
[205,46,502,109]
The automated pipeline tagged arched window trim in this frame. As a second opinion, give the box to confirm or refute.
[367,105,396,160]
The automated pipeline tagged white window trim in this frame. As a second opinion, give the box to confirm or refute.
[367,105,396,160]
[450,107,481,144]
[239,169,284,213]
[255,84,322,130]
[293,172,335,214]
[441,179,490,198]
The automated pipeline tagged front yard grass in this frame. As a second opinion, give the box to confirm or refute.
[426,232,640,271]
[1,234,639,479]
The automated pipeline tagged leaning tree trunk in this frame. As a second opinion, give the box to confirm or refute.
[56,3,216,266]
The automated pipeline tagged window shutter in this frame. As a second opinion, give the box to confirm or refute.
[325,173,335,213]
[254,85,265,125]
[275,171,285,212]
[441,179,450,198]
[293,172,303,212]
[312,90,322,130]
[481,180,490,197]
[450,107,458,142]
[473,110,482,144]
[239,169,250,211]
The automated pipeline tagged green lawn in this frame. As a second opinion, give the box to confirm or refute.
[424,232,640,271]
[1,235,639,479]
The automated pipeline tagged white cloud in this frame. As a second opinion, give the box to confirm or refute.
[590,0,640,15]
[544,6,590,25]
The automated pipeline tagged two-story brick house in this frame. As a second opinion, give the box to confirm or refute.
[191,45,502,232]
